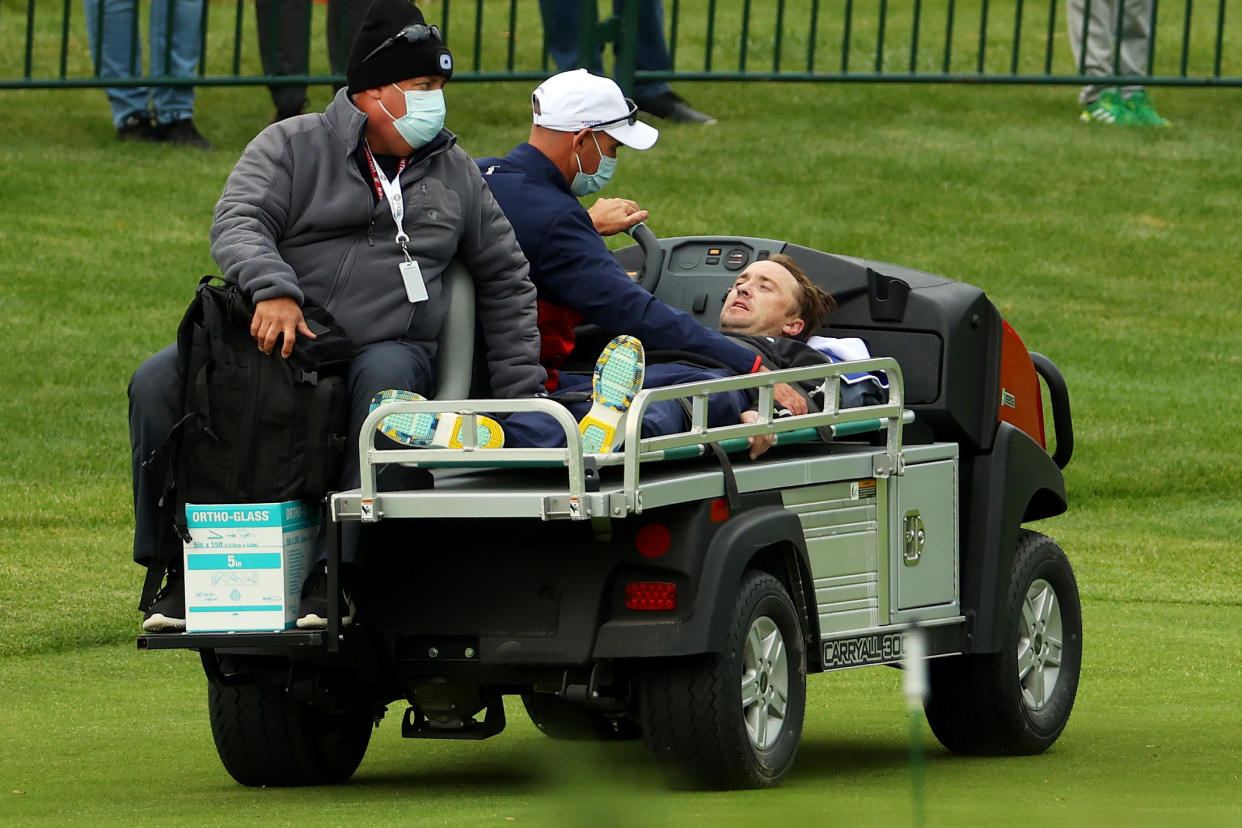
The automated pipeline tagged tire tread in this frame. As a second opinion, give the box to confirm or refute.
[638,570,805,789]
[207,679,372,787]
[924,530,1081,756]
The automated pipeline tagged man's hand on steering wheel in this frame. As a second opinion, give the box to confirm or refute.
[588,197,649,236]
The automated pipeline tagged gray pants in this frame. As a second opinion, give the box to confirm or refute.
[1067,0,1155,103]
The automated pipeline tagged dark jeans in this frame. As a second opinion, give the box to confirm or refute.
[503,364,749,448]
[254,0,368,112]
[128,339,434,568]
[538,0,674,104]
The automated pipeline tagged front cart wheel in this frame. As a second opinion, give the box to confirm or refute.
[207,677,374,786]
[638,570,807,789]
[924,530,1082,755]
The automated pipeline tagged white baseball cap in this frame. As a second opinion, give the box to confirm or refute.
[532,69,659,151]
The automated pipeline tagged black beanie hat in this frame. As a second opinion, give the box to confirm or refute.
[346,0,453,94]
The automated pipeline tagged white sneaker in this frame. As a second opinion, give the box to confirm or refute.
[141,570,186,633]
[371,389,505,449]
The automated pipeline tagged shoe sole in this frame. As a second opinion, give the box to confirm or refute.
[1080,101,1141,126]
[1127,111,1171,127]
[296,599,356,630]
[580,336,645,454]
[141,613,186,633]
[372,389,505,449]
[295,611,355,630]
[1080,109,1130,125]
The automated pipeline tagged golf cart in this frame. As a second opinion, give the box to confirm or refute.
[138,227,1080,790]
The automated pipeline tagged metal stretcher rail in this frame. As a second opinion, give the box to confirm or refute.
[334,357,906,523]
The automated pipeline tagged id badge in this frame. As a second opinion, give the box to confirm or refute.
[399,260,428,303]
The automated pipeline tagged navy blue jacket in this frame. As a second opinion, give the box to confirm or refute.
[477,144,760,387]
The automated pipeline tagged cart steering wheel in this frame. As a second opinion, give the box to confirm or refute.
[626,222,663,293]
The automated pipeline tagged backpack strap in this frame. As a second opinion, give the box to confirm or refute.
[138,276,223,611]
[676,398,741,512]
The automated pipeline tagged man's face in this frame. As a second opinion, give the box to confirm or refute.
[574,128,621,175]
[718,260,805,338]
[386,74,447,113]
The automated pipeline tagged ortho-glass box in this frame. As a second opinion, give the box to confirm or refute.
[183,501,318,632]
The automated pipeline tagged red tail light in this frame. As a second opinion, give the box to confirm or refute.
[625,582,677,611]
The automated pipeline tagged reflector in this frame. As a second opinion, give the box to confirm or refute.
[635,523,671,558]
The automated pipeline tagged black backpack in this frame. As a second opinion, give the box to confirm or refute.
[141,276,355,608]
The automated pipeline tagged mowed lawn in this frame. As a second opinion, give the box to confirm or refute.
[1,73,1240,825]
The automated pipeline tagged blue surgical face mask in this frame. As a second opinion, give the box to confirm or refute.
[571,131,617,197]
[379,85,446,148]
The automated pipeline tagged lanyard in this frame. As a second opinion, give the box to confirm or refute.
[364,143,412,259]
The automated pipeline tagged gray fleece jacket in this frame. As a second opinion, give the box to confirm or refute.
[210,87,546,398]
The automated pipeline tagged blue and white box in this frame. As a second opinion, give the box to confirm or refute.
[183,501,318,632]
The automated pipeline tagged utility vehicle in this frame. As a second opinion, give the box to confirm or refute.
[139,228,1080,790]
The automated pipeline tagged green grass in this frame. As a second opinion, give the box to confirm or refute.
[1,57,1241,826]
[2,600,1239,825]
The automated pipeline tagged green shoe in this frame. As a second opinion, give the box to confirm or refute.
[1123,90,1171,127]
[1080,89,1136,125]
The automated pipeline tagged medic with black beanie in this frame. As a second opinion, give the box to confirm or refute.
[130,0,545,633]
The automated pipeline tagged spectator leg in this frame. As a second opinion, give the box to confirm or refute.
[147,0,203,124]
[615,0,673,104]
[538,0,605,74]
[327,0,371,83]
[255,0,313,114]
[83,0,151,126]
[1067,0,1121,104]
[1118,0,1154,96]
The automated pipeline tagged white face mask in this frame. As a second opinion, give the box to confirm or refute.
[378,85,446,148]
[571,131,617,197]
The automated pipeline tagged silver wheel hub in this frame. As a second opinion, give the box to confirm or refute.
[1017,578,1064,711]
[740,615,789,750]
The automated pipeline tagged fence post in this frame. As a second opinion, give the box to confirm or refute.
[5,0,1242,92]
[614,0,639,96]
[577,0,637,95]
[576,0,600,71]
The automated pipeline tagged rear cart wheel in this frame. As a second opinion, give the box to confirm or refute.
[924,530,1082,755]
[207,676,374,786]
[638,570,807,789]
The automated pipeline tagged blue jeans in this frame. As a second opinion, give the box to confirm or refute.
[503,364,749,448]
[538,0,673,104]
[83,0,204,126]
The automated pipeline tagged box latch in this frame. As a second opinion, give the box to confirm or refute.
[903,510,925,566]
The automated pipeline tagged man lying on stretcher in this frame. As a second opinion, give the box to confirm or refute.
[372,252,887,458]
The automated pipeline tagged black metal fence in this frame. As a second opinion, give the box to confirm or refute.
[2,0,1238,91]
